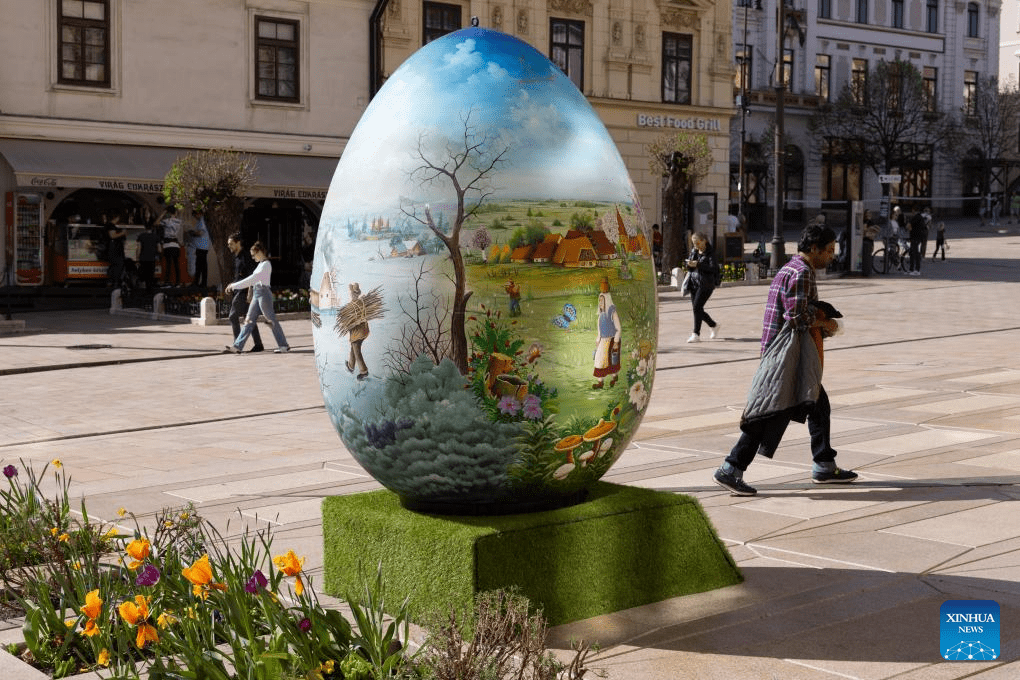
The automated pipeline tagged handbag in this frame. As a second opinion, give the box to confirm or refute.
[680,271,692,297]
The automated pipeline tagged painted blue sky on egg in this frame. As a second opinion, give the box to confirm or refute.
[324,28,636,217]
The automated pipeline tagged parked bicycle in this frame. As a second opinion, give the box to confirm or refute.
[871,236,910,274]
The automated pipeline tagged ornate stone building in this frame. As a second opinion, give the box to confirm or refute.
[374,0,736,243]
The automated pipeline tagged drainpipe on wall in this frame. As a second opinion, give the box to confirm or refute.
[369,0,392,98]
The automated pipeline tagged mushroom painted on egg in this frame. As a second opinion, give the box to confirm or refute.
[311,26,658,513]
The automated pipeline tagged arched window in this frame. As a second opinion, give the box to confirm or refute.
[967,3,979,37]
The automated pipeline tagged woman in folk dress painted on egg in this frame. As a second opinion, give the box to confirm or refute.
[592,285,622,389]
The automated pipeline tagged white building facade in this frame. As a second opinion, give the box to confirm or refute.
[1,0,740,288]
[730,0,1001,230]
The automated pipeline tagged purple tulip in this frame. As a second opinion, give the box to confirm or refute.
[245,569,268,594]
[298,617,311,632]
[135,564,161,586]
[2,465,16,478]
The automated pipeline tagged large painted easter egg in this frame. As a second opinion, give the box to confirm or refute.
[312,26,657,513]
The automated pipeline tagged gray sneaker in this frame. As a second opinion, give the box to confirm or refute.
[713,468,757,496]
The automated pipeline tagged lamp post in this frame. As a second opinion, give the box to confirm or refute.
[737,5,749,223]
[770,0,787,270]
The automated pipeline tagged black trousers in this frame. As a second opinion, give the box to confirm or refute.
[725,386,836,471]
[229,290,263,348]
[193,249,208,288]
[691,284,716,335]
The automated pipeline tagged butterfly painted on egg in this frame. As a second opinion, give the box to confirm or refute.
[551,303,577,329]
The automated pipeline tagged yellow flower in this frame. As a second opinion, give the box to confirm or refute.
[164,520,174,528]
[117,507,127,517]
[103,528,119,538]
[73,561,82,570]
[50,527,58,536]
[51,459,62,469]
[179,511,190,521]
[118,595,159,649]
[182,554,227,598]
[97,649,110,667]
[125,538,151,569]
[65,619,76,628]
[58,533,70,543]
[157,611,177,628]
[272,550,305,597]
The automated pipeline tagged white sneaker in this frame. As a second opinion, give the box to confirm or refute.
[710,323,721,339]
[687,333,700,343]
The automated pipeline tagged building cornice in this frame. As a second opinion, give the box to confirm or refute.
[0,115,347,158]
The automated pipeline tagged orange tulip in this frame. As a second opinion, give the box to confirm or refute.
[125,538,151,570]
[182,554,226,598]
[273,550,305,596]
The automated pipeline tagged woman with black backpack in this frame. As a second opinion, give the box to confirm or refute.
[685,232,722,343]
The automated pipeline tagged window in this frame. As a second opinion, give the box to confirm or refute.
[781,48,793,90]
[58,0,110,86]
[423,2,461,45]
[967,3,979,37]
[923,66,937,112]
[892,0,904,28]
[818,0,831,19]
[851,58,868,105]
[551,18,585,91]
[927,0,939,33]
[662,32,692,104]
[964,71,978,116]
[888,62,902,113]
[815,54,830,100]
[735,43,752,93]
[255,16,299,101]
[856,0,868,24]
[822,139,863,201]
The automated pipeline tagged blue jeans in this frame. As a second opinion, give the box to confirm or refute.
[233,284,289,350]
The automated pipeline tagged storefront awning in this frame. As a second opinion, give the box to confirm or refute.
[0,139,337,200]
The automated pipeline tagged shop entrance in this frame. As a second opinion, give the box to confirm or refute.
[241,199,320,287]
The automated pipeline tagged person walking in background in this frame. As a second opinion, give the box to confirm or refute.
[932,221,947,261]
[862,209,880,276]
[652,223,663,276]
[158,206,182,286]
[712,223,857,496]
[225,233,264,353]
[105,212,127,289]
[187,209,211,288]
[685,232,721,343]
[907,206,925,276]
[224,240,289,354]
[920,206,933,258]
[134,221,161,292]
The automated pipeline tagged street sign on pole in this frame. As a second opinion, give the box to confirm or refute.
[878,174,902,184]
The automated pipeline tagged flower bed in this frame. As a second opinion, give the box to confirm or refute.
[1,460,596,679]
[162,288,311,319]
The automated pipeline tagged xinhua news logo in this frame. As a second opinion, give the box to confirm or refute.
[940,600,999,661]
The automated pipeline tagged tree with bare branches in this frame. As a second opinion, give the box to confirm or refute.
[950,75,1020,203]
[809,60,949,205]
[384,259,452,374]
[401,110,510,374]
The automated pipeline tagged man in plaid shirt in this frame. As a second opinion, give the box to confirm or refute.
[713,224,858,496]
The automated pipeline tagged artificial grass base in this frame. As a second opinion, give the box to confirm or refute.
[322,482,741,626]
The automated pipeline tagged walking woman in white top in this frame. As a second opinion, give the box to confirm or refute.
[223,241,291,353]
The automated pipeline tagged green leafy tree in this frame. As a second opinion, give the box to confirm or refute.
[163,149,257,289]
[647,131,711,271]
